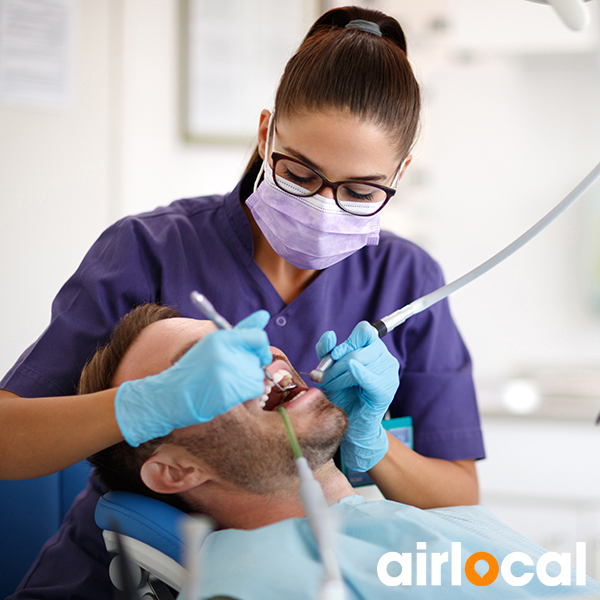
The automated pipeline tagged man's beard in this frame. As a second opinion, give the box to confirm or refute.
[177,392,347,495]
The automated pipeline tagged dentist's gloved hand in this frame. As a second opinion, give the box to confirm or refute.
[316,321,399,472]
[115,310,272,446]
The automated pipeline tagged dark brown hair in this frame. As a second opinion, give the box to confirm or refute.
[246,6,420,174]
[82,304,192,511]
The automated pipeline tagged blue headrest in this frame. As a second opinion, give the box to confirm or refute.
[95,491,194,564]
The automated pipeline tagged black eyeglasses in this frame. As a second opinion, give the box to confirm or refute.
[271,152,397,217]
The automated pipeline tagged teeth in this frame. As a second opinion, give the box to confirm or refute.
[288,390,306,403]
[272,369,289,384]
[266,368,294,391]
[259,394,268,408]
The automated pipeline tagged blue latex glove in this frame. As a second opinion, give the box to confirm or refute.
[315,321,400,472]
[115,310,272,446]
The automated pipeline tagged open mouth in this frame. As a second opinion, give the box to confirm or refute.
[260,363,309,411]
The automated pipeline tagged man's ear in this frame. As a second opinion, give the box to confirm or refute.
[140,446,211,495]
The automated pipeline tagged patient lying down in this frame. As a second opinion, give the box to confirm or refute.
[83,304,600,600]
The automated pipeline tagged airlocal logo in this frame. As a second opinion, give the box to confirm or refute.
[378,542,587,587]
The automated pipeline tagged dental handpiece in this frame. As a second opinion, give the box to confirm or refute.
[190,291,234,331]
[189,291,294,393]
[310,158,600,383]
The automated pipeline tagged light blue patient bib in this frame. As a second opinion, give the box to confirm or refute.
[185,496,600,599]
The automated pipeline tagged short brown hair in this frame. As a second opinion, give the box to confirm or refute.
[81,304,192,511]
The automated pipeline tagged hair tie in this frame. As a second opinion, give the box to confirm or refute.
[344,19,382,37]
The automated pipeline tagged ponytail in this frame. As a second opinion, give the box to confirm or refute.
[245,6,420,174]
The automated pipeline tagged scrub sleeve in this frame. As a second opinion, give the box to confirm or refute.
[1,173,485,600]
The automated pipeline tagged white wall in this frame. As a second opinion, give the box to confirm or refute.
[426,53,600,383]
[117,0,254,218]
[1,0,600,566]
[0,0,252,377]
[374,1,600,388]
[2,0,600,391]
[0,1,113,376]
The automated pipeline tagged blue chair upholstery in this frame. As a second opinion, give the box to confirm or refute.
[0,461,92,598]
[95,491,192,566]
[95,491,201,596]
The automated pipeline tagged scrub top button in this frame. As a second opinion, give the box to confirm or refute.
[276,316,286,326]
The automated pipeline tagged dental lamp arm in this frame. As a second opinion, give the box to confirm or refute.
[526,0,592,31]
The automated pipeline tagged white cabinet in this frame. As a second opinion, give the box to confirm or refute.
[479,415,600,579]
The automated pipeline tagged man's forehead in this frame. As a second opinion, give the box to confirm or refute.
[113,317,217,385]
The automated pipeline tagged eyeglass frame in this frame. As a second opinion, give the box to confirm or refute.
[270,151,399,217]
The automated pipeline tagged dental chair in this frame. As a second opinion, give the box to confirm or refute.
[95,491,200,599]
[94,417,413,599]
[95,417,413,600]
[0,460,92,599]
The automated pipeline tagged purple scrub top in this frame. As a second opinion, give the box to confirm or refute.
[2,172,484,599]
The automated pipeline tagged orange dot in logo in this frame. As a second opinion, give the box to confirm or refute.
[465,552,499,586]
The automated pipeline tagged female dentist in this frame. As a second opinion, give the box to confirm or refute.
[0,6,483,599]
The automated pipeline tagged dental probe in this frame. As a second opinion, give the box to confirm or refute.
[278,406,346,600]
[311,158,600,383]
[190,291,296,393]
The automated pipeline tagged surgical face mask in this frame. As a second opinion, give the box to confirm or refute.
[245,118,381,270]
[246,163,381,270]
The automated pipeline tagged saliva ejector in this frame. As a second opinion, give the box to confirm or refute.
[278,405,346,600]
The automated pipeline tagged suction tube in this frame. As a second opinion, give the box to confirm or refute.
[278,406,346,599]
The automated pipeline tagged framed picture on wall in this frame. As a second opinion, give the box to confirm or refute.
[180,0,325,144]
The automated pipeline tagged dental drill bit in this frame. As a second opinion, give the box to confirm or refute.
[190,291,296,393]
